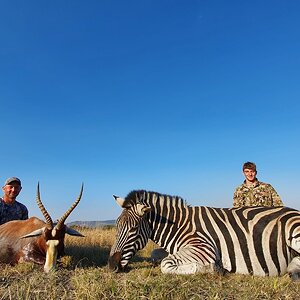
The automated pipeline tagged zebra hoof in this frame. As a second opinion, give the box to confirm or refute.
[150,248,168,266]
[290,272,300,281]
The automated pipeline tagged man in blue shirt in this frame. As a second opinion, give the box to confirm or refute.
[0,177,28,225]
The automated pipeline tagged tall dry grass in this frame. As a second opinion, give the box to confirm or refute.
[0,226,300,300]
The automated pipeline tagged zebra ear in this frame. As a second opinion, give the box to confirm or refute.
[113,195,126,208]
[136,204,151,217]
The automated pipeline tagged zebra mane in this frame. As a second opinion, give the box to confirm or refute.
[124,190,189,208]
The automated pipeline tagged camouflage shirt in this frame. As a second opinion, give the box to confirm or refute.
[0,198,28,225]
[233,180,283,207]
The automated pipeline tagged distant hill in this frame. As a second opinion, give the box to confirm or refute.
[67,220,115,228]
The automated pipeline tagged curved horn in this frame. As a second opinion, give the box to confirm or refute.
[56,183,84,230]
[36,182,53,227]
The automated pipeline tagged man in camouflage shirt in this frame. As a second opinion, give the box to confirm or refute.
[233,162,283,207]
[0,177,28,225]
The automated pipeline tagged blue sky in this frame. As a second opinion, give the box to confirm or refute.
[1,1,299,222]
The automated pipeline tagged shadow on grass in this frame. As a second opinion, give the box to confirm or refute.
[64,244,111,269]
[62,244,154,272]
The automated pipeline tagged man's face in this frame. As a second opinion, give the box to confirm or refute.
[2,182,22,199]
[243,168,257,183]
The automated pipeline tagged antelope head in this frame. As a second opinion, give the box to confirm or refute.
[21,183,84,273]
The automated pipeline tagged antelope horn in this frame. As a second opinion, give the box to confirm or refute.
[55,183,84,230]
[36,182,53,227]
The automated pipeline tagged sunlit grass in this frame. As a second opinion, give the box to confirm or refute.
[0,227,300,299]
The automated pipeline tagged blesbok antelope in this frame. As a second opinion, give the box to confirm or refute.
[0,183,84,273]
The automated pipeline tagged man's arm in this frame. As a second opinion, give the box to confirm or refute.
[233,188,241,207]
[269,185,283,206]
[22,206,29,220]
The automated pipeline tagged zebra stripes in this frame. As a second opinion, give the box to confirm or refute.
[108,190,300,278]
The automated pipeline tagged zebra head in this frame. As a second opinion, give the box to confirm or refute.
[108,194,151,272]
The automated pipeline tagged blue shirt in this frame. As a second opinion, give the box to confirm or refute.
[0,198,28,225]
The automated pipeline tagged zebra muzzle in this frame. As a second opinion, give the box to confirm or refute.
[108,252,123,273]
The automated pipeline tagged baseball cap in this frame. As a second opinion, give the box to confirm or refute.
[4,177,22,186]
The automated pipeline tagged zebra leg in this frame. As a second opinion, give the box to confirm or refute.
[287,257,300,281]
[287,236,300,280]
[160,245,223,275]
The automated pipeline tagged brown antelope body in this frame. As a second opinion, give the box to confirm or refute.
[0,184,84,273]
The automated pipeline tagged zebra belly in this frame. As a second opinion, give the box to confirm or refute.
[214,223,288,277]
[221,251,288,276]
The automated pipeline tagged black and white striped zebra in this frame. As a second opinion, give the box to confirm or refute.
[108,190,300,278]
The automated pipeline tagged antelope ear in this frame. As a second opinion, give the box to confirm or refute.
[20,228,44,239]
[136,204,151,217]
[65,226,84,237]
[113,195,126,208]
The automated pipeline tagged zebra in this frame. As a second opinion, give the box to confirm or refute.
[108,190,300,279]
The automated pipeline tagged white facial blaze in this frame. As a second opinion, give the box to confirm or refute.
[44,240,59,273]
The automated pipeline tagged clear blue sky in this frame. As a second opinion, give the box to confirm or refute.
[1,1,299,222]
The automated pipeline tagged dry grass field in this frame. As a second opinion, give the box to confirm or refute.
[1,226,300,300]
